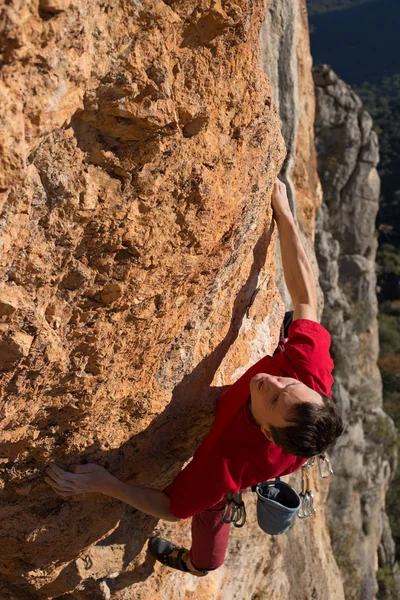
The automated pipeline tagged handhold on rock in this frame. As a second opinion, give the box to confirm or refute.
[39,0,69,14]
[96,283,122,305]
[15,483,34,496]
[60,263,92,291]
[183,115,209,138]
[0,330,34,371]
[0,285,21,316]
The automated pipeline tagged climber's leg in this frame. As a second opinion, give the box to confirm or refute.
[189,498,231,571]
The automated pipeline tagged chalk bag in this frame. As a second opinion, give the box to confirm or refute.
[252,477,301,535]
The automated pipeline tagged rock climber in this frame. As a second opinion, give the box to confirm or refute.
[45,178,344,577]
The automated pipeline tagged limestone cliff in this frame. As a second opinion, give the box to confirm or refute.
[0,1,341,599]
[1,0,283,596]
[260,0,323,311]
[314,65,399,600]
[0,1,387,600]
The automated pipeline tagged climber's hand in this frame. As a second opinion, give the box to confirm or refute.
[44,463,113,498]
[271,178,292,220]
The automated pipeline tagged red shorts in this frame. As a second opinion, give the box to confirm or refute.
[189,498,231,570]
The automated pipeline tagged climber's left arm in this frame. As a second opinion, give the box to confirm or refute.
[44,463,180,521]
[271,178,318,322]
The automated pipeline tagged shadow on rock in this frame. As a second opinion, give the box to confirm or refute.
[9,223,274,599]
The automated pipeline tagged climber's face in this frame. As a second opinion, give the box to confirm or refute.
[249,373,323,442]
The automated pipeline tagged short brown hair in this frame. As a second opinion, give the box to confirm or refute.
[269,393,344,458]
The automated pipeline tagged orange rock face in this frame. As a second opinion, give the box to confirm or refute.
[0,1,289,596]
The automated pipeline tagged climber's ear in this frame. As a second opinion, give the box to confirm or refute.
[261,425,274,442]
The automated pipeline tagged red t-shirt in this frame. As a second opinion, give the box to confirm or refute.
[164,319,334,519]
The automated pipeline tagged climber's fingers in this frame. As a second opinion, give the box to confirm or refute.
[45,462,106,495]
[45,464,89,496]
[45,463,76,486]
[44,475,76,494]
[271,177,290,219]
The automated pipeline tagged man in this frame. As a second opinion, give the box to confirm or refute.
[45,179,344,577]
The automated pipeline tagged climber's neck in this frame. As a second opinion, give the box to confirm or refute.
[246,395,261,427]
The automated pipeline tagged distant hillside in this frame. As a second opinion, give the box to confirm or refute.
[355,75,400,302]
[307,0,377,17]
[308,0,400,568]
[307,0,400,85]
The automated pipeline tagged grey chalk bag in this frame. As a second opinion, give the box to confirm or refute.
[252,477,301,535]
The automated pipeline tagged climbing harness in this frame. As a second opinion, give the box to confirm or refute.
[222,453,334,533]
[222,491,246,527]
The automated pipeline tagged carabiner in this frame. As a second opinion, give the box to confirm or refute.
[318,454,334,478]
[233,502,246,528]
[297,463,316,519]
[307,491,316,517]
[222,501,235,524]
[297,493,312,519]
[222,500,246,527]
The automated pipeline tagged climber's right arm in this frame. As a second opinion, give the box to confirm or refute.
[44,463,181,522]
[271,178,318,322]
[98,476,181,522]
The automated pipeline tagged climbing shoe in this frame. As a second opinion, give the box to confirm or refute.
[149,537,209,577]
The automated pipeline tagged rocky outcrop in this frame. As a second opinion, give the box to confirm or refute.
[314,64,399,600]
[0,1,345,599]
[260,0,322,293]
[2,2,391,599]
[0,1,289,597]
